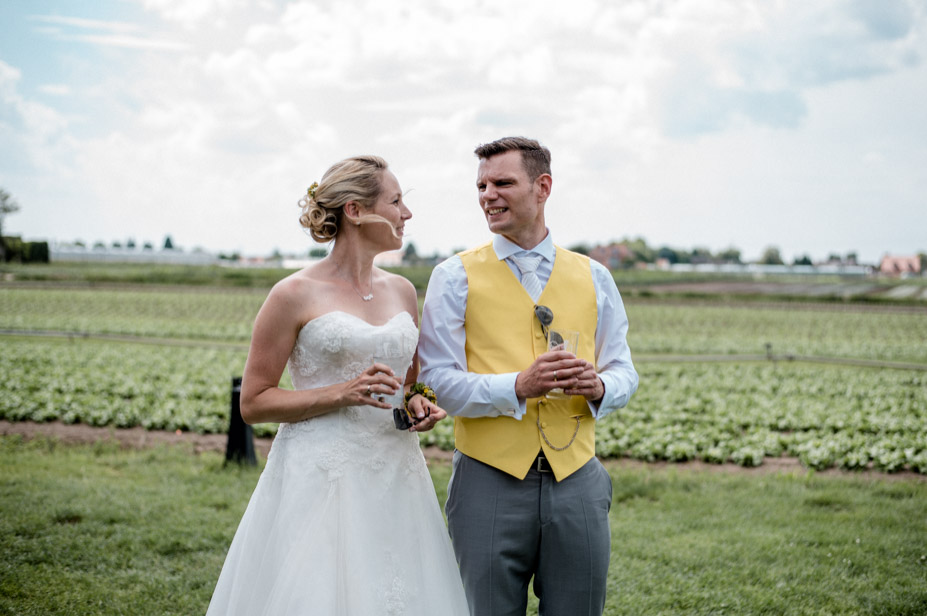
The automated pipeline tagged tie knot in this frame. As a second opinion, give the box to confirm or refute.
[512,254,542,276]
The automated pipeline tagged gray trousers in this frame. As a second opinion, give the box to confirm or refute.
[445,451,613,616]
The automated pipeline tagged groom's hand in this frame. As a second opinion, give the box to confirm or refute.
[515,351,586,400]
[562,360,604,402]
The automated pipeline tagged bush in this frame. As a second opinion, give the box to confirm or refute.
[1,237,49,263]
[23,241,49,263]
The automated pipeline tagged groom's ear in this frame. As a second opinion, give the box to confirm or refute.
[534,174,552,203]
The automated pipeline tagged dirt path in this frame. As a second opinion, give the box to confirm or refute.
[2,420,923,481]
[0,420,452,463]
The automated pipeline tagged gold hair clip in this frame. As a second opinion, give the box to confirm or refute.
[307,181,319,200]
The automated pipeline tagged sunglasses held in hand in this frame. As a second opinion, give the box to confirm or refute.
[534,304,563,346]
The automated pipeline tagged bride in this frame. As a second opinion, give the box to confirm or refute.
[205,155,469,615]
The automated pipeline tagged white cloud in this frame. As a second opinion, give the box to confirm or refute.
[0,60,72,168]
[3,0,926,262]
[69,33,188,51]
[29,15,141,33]
[142,0,252,29]
[37,84,71,96]
[29,13,188,50]
[653,0,926,137]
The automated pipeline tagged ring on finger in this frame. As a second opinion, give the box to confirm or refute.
[365,386,371,396]
[553,370,558,381]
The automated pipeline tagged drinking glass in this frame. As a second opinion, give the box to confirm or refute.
[547,329,579,399]
[373,350,411,429]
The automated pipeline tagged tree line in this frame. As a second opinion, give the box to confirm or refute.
[2,187,921,269]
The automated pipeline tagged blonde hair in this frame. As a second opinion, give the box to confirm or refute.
[298,155,389,242]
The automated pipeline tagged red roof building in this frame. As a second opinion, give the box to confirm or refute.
[879,255,922,277]
[589,243,632,269]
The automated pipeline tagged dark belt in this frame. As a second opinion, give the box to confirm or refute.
[534,453,553,473]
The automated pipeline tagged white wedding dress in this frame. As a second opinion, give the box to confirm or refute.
[206,311,469,616]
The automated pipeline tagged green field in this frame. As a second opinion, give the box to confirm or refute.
[2,263,927,615]
[5,286,927,361]
[1,263,926,473]
[0,286,264,342]
[2,437,926,616]
[627,301,927,363]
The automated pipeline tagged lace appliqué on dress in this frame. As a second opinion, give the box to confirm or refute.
[315,437,352,480]
[381,553,411,616]
[288,341,319,378]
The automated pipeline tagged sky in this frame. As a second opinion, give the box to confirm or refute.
[1,0,925,264]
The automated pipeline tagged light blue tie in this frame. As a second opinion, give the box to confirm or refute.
[511,254,544,302]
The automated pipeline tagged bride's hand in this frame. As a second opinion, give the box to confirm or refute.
[406,394,447,432]
[348,363,401,409]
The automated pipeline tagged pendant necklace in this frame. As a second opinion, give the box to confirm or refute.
[334,259,374,301]
[351,275,374,301]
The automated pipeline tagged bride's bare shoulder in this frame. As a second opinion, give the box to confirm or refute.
[265,264,336,312]
[273,264,326,290]
[376,267,416,295]
[375,268,418,317]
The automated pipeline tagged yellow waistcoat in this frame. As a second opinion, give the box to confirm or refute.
[457,242,598,481]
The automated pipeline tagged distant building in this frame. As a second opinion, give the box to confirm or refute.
[880,255,923,277]
[665,262,871,276]
[51,243,217,265]
[281,257,322,269]
[374,250,404,267]
[589,243,632,269]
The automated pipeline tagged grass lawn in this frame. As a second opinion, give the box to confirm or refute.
[2,437,926,615]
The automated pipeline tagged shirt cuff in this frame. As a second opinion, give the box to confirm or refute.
[586,374,610,419]
[489,372,525,420]
[591,373,628,420]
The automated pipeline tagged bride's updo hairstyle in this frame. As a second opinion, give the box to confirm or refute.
[298,155,389,242]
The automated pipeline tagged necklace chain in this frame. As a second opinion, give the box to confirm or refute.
[332,260,374,301]
[350,277,374,301]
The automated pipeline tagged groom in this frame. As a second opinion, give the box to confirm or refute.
[419,136,639,615]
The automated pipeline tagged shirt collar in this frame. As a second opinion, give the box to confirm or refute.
[492,231,555,263]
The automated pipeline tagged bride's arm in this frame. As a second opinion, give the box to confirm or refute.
[404,352,446,433]
[239,277,396,425]
[396,276,446,432]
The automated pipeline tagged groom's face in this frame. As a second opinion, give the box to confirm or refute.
[476,150,549,247]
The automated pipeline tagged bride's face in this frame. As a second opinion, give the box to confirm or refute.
[366,171,411,250]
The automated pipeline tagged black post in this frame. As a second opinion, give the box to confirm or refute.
[225,376,257,466]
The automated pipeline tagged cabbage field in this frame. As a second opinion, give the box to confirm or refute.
[1,283,925,472]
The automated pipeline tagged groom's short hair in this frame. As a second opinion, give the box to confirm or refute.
[474,136,551,181]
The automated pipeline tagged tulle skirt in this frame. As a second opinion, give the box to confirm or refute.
[205,421,469,616]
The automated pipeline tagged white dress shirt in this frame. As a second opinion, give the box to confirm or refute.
[419,232,639,420]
